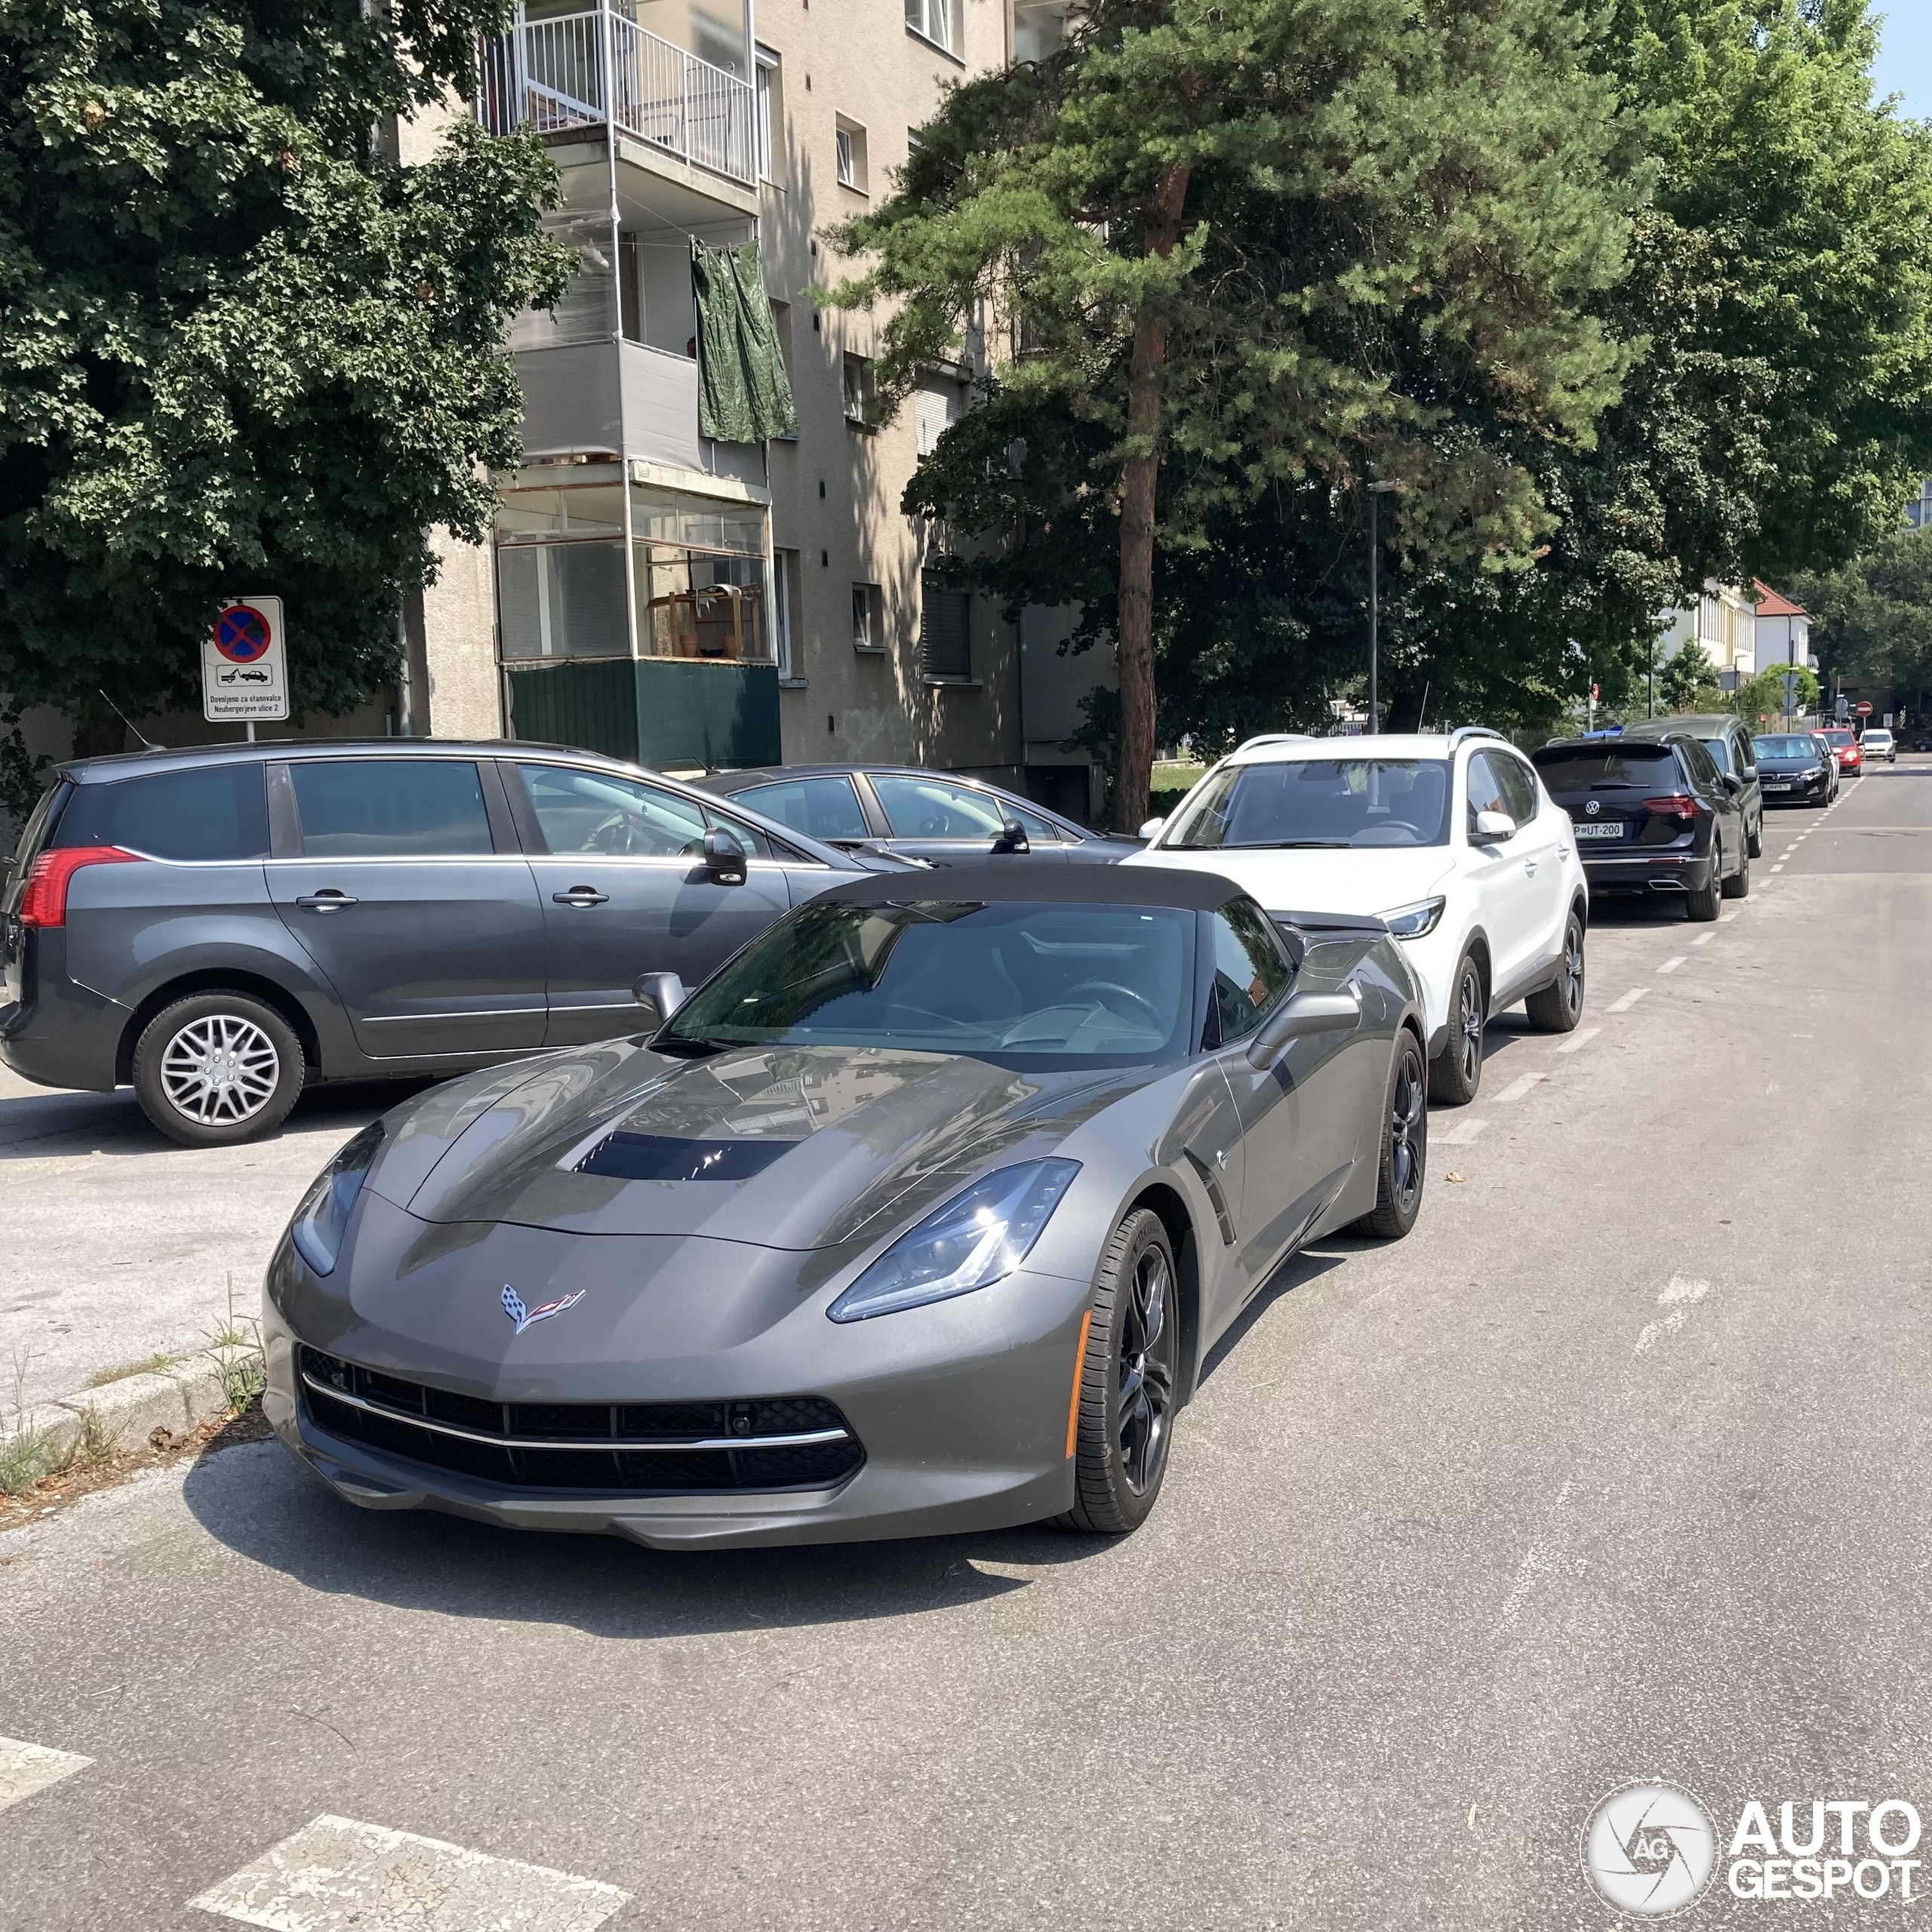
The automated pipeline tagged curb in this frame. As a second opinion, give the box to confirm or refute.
[8,1361,234,1466]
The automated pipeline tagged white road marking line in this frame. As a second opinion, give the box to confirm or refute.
[1554,1026,1600,1055]
[189,1815,631,1932]
[1657,955,1687,974]
[1438,1117,1491,1145]
[1690,933,1713,947]
[1634,1275,1711,1355]
[1606,987,1648,1013]
[1496,1479,1572,1633]
[1771,863,1786,873]
[1718,912,1740,924]
[1491,1072,1545,1104]
[0,1737,92,1814]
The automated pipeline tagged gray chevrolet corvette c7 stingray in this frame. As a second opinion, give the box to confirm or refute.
[262,866,1429,1549]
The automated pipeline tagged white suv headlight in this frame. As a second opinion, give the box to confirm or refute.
[1381,897,1447,940]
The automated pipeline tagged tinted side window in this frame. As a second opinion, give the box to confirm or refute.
[1700,737,1732,774]
[1210,901,1295,1043]
[63,765,269,861]
[1735,731,1756,770]
[871,774,1007,839]
[518,763,708,857]
[1495,755,1539,824]
[1679,741,1719,788]
[1465,752,1512,833]
[740,776,870,841]
[291,761,492,857]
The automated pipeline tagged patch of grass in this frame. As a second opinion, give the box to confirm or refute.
[1151,760,1207,793]
[204,1274,266,1416]
[0,1424,62,1499]
[86,1352,180,1389]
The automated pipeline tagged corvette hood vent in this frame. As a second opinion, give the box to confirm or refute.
[572,1133,799,1183]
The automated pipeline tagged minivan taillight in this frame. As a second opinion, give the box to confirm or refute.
[16,847,140,928]
[1641,795,1703,822]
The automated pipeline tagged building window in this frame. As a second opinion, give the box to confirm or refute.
[915,381,961,457]
[1013,0,1071,62]
[920,571,971,679]
[773,549,798,675]
[852,582,885,653]
[755,45,783,183]
[905,0,958,54]
[768,300,797,438]
[1909,478,1932,530]
[835,116,867,192]
[843,352,875,426]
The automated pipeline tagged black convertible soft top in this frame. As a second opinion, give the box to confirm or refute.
[814,862,1244,912]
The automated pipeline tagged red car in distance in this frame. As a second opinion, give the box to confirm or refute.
[1820,728,1863,774]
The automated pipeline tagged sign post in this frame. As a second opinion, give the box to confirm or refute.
[202,599,289,738]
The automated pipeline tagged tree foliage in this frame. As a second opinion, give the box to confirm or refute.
[0,0,572,781]
[1792,523,1932,715]
[823,0,1635,823]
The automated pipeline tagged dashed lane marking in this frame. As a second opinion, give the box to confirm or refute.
[1690,934,1713,947]
[1634,1275,1712,1355]
[1492,1072,1545,1104]
[1718,912,1740,924]
[0,1736,91,1814]
[1657,955,1687,974]
[1438,1117,1491,1145]
[189,1815,631,1932]
[1771,864,1786,873]
[1554,1026,1600,1055]
[1606,988,1649,1013]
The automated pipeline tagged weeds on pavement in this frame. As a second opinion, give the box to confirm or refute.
[205,1275,266,1416]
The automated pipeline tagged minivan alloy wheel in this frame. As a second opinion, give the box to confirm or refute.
[161,1014,281,1124]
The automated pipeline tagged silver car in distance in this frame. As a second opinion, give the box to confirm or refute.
[262,866,1429,1549]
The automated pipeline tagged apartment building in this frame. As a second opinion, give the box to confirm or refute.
[398,0,1103,811]
[1657,580,1757,685]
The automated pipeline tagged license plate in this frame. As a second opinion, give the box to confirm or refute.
[1573,820,1623,840]
[1764,781,1791,792]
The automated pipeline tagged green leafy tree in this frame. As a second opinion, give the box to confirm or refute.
[0,0,572,791]
[1793,522,1932,719]
[1657,637,1721,710]
[823,0,1634,827]
[1733,663,1818,728]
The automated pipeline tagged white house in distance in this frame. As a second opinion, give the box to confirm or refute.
[1751,583,1810,678]
[1658,580,1756,684]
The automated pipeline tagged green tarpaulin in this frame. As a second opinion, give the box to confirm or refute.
[691,240,798,443]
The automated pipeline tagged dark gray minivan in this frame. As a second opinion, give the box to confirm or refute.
[0,741,906,1145]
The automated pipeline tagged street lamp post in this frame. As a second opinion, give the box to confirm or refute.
[1367,481,1397,736]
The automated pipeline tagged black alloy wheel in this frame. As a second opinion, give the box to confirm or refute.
[1747,814,1764,858]
[1526,912,1586,1032]
[1429,952,1485,1106]
[1685,838,1723,921]
[1060,1208,1180,1534]
[1357,1029,1427,1240]
[1721,841,1751,900]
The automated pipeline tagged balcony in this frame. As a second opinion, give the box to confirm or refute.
[478,6,755,187]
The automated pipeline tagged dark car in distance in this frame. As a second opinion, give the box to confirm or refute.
[1,742,912,1147]
[1752,734,1834,808]
[1531,734,1749,921]
[693,764,1139,866]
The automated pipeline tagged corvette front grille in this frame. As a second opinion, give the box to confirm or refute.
[297,1347,863,1494]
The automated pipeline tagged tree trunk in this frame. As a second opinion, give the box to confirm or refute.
[1111,159,1190,835]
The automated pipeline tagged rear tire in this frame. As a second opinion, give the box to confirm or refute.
[1355,1030,1427,1240]
[1721,845,1750,900]
[132,990,304,1147]
[1428,952,1485,1106]
[1747,815,1764,859]
[1524,911,1586,1032]
[1685,848,1723,922]
[1057,1209,1178,1535]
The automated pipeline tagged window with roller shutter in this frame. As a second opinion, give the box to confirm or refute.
[920,571,971,680]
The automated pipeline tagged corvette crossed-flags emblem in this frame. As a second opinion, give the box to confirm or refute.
[501,1284,586,1334]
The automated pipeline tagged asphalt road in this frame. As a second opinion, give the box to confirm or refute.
[2,760,1927,1930]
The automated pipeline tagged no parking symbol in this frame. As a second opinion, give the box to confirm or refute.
[202,597,289,723]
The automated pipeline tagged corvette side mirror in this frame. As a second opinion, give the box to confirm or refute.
[990,815,1029,855]
[701,826,748,883]
[632,971,688,1024]
[1473,808,1516,842]
[1244,987,1362,1068]
[1138,817,1168,841]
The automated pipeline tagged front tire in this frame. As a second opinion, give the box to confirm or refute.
[1747,814,1764,858]
[1356,1029,1427,1240]
[1428,951,1485,1106]
[1059,1209,1179,1535]
[1525,911,1586,1032]
[132,991,304,1146]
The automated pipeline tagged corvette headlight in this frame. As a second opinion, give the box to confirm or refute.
[1381,896,1447,940]
[827,1159,1081,1323]
[288,1121,384,1277]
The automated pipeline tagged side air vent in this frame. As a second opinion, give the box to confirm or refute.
[572,1133,798,1181]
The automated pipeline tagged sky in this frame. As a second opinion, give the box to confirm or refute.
[1872,5,1931,121]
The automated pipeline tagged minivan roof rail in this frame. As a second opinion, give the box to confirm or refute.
[1448,725,1506,746]
[1235,733,1314,752]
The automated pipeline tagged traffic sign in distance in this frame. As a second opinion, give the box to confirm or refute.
[213,605,273,663]
[1856,700,1874,716]
[202,597,288,723]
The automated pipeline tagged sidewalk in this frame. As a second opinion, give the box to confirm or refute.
[0,1063,416,1419]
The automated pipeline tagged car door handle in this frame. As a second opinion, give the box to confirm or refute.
[552,888,610,907]
[1524,858,1538,875]
[294,891,357,912]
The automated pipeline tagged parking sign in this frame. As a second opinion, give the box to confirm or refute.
[202,598,289,722]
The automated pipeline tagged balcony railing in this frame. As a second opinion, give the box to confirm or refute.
[479,8,755,186]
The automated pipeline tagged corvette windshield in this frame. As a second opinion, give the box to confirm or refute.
[660,900,1194,1068]
[1170,759,1451,848]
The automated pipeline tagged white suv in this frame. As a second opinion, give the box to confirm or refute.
[1127,730,1588,1103]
